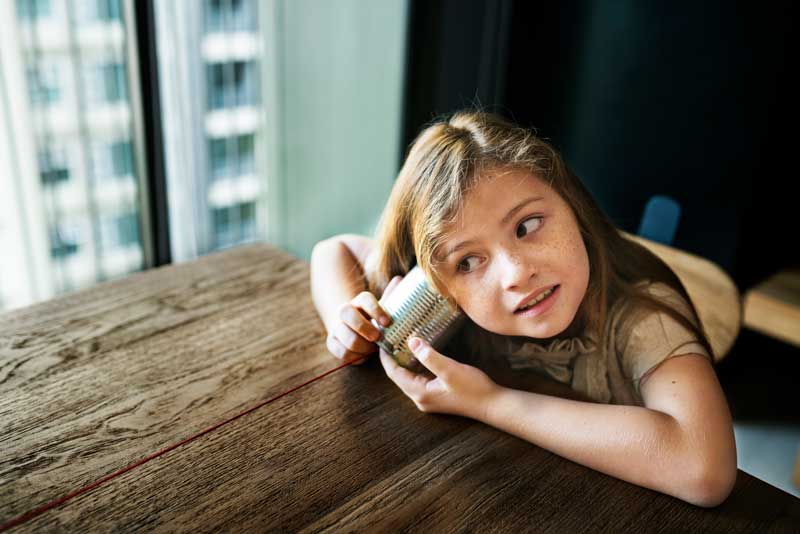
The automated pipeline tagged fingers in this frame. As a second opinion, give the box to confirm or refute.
[326,333,371,366]
[323,280,407,368]
[408,337,452,381]
[379,348,428,391]
[339,296,385,341]
[331,318,375,354]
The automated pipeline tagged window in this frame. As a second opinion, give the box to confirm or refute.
[110,141,133,177]
[39,148,70,185]
[16,0,50,20]
[209,134,254,180]
[1,3,147,309]
[154,1,406,264]
[206,61,257,110]
[116,213,140,246]
[101,213,140,249]
[26,66,60,106]
[95,0,121,22]
[212,202,255,249]
[90,63,127,104]
[205,0,256,33]
[49,226,79,259]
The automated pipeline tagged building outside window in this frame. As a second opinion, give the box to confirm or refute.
[39,148,70,186]
[206,61,257,110]
[110,140,133,178]
[86,63,127,105]
[0,0,147,310]
[209,133,254,180]
[205,0,256,33]
[26,65,60,107]
[93,0,122,22]
[16,0,51,20]
[101,63,127,103]
[3,0,407,311]
[212,202,255,249]
[155,0,405,265]
[92,139,134,181]
[48,224,79,259]
[101,212,140,250]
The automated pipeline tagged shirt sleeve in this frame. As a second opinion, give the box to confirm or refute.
[617,282,712,395]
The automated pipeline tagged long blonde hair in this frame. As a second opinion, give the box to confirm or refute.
[365,110,714,361]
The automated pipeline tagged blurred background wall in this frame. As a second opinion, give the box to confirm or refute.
[403,0,796,292]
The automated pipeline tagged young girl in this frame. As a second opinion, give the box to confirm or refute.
[309,110,737,508]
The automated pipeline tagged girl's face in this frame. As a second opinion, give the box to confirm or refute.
[437,168,590,339]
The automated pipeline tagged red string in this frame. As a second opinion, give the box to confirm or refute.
[0,355,367,532]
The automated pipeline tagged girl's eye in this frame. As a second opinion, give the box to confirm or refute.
[456,216,544,274]
[456,256,480,273]
[516,216,543,238]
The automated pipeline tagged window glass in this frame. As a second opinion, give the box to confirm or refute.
[26,65,60,106]
[16,0,51,20]
[212,202,255,249]
[155,0,407,263]
[38,148,70,186]
[0,0,146,310]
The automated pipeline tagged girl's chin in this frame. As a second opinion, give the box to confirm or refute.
[512,312,575,340]
[490,321,567,340]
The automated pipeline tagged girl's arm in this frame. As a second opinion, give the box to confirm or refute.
[310,234,374,331]
[480,353,737,507]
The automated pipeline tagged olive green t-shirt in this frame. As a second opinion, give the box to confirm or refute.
[446,281,712,406]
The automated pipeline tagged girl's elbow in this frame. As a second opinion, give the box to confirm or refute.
[683,461,737,508]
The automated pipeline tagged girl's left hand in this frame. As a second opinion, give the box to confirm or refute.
[379,337,500,421]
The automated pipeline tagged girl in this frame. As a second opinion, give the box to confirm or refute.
[309,110,737,507]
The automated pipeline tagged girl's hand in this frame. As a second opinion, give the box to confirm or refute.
[325,275,404,366]
[379,337,500,421]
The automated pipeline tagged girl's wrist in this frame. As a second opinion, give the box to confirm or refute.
[477,384,511,424]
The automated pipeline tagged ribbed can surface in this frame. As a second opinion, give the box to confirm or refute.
[373,266,465,371]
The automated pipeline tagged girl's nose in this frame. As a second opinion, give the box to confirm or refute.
[499,251,536,290]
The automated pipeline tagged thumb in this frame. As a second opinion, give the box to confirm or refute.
[408,337,449,377]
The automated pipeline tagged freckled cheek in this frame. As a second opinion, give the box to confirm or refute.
[459,285,500,322]
[546,225,588,269]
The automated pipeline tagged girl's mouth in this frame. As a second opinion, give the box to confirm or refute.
[514,285,560,317]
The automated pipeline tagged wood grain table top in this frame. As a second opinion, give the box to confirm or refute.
[2,243,798,532]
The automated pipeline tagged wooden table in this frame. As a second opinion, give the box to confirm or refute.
[1,244,798,532]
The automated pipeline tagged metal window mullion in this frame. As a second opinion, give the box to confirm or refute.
[126,0,171,266]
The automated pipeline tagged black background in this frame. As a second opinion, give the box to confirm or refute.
[401,0,798,421]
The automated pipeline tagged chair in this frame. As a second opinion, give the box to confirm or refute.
[622,231,741,362]
[637,194,682,246]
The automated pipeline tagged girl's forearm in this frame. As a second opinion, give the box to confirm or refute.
[480,387,729,507]
[310,239,368,331]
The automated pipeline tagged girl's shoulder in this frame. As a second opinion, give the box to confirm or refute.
[612,279,712,393]
[613,279,701,333]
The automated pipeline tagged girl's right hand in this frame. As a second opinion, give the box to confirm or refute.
[325,275,403,365]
